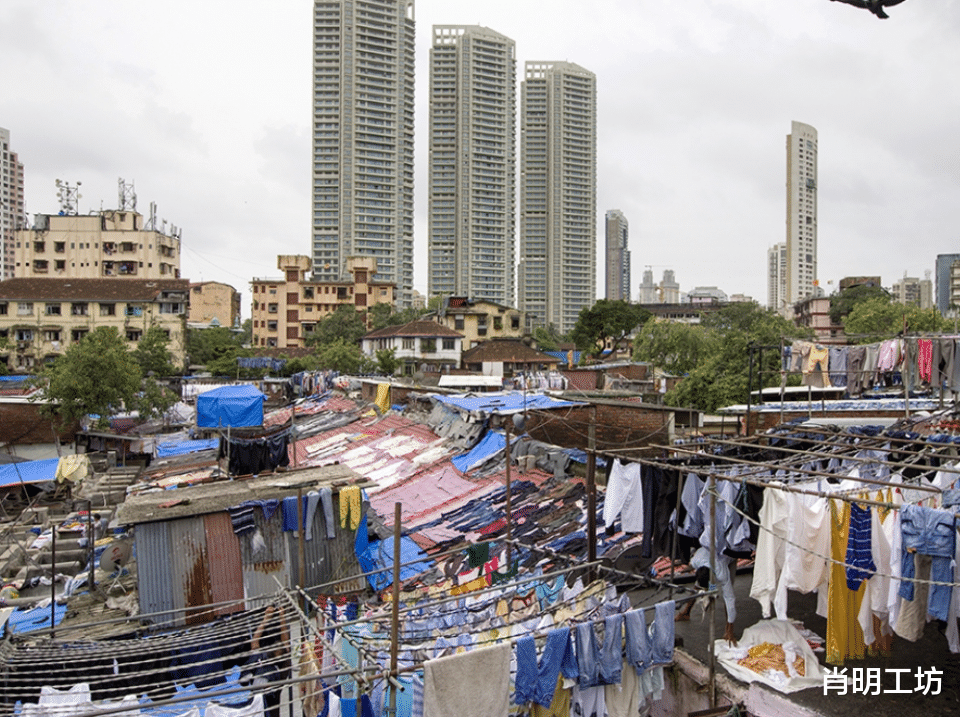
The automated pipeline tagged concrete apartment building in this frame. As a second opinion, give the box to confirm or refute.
[428,25,516,307]
[188,282,242,329]
[15,209,181,280]
[767,242,786,312]
[0,278,190,372]
[783,121,818,316]
[250,255,394,349]
[310,0,415,306]
[605,210,630,302]
[891,273,933,309]
[518,61,597,335]
[0,128,25,280]
[936,253,960,315]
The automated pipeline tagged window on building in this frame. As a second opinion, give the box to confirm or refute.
[45,303,61,316]
[126,329,142,341]
[44,330,61,342]
[454,316,464,330]
[33,260,48,273]
[16,329,32,342]
[54,242,65,253]
[71,329,88,342]
[421,338,436,354]
[267,320,278,331]
[55,260,66,271]
[0,303,6,315]
[17,302,33,316]
[33,241,45,253]
[402,338,414,350]
[71,303,88,316]
[268,303,279,314]
[100,303,116,316]
[442,338,455,350]
[493,317,502,331]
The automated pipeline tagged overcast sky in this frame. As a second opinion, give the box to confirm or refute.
[2,0,957,314]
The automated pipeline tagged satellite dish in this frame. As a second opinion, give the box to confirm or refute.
[512,413,526,432]
[99,539,132,574]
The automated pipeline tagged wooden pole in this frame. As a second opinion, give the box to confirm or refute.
[297,487,307,614]
[586,405,597,581]
[504,417,512,570]
[388,502,402,717]
[50,527,56,639]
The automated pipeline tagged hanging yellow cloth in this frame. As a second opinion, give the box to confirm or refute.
[826,499,867,665]
[339,485,361,529]
[532,676,571,717]
[375,383,390,415]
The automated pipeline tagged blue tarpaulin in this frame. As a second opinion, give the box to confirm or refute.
[156,438,220,458]
[196,385,265,428]
[452,430,506,473]
[0,458,60,489]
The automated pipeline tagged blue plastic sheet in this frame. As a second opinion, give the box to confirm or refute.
[0,458,59,488]
[156,438,220,457]
[196,385,265,428]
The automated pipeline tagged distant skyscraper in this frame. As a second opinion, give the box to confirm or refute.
[767,242,786,311]
[638,268,658,304]
[311,0,415,306]
[428,25,516,306]
[518,61,597,334]
[784,121,818,316]
[605,210,630,302]
[0,127,24,280]
[935,253,960,315]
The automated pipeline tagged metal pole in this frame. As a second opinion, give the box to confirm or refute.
[86,500,95,591]
[707,475,717,709]
[587,406,597,583]
[388,502,402,717]
[745,344,754,436]
[50,527,56,639]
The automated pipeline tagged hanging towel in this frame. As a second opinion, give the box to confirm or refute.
[423,642,511,717]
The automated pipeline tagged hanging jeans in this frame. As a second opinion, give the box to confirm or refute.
[899,504,956,621]
[599,614,623,686]
[649,601,676,667]
[624,609,652,675]
[575,622,600,688]
[514,627,579,707]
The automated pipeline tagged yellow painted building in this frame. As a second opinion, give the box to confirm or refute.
[250,255,394,349]
[188,281,242,329]
[0,278,190,372]
[15,209,181,280]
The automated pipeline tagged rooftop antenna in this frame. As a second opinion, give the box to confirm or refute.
[146,201,157,230]
[118,178,137,211]
[55,179,81,215]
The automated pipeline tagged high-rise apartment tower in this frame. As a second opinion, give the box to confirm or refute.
[783,121,818,315]
[767,241,786,312]
[605,210,630,302]
[428,26,516,306]
[311,0,415,306]
[0,128,24,280]
[518,61,597,334]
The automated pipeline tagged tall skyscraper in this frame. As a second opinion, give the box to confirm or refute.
[518,61,597,334]
[311,0,415,306]
[0,127,24,280]
[935,253,960,315]
[784,121,818,316]
[604,209,630,302]
[428,25,516,306]
[767,241,786,312]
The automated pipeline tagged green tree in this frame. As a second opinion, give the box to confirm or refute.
[307,306,368,347]
[570,300,652,357]
[532,325,563,352]
[132,325,177,376]
[368,303,428,330]
[634,302,810,412]
[375,348,400,376]
[632,320,717,375]
[314,338,372,374]
[186,326,245,367]
[829,284,889,324]
[35,326,173,429]
[844,298,952,343]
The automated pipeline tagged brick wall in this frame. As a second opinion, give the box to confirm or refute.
[525,403,674,454]
[0,403,77,444]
